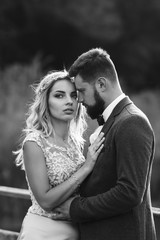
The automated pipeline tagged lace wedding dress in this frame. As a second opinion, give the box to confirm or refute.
[18,131,85,240]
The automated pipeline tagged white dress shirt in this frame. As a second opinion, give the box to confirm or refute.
[90,93,126,144]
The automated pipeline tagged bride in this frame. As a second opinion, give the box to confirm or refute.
[14,70,104,240]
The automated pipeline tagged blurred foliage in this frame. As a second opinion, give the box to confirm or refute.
[130,91,160,207]
[0,57,42,187]
[0,0,160,91]
[131,91,160,160]
[0,58,42,231]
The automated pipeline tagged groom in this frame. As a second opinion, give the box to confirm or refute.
[53,48,157,240]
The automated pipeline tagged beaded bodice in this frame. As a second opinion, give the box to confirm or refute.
[22,131,85,218]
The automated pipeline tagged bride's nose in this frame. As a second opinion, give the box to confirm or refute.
[66,95,73,105]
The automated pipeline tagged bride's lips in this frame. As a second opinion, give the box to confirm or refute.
[63,108,74,114]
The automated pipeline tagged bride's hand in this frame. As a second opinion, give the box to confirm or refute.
[85,132,105,171]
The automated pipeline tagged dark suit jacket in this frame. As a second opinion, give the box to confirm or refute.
[70,97,157,240]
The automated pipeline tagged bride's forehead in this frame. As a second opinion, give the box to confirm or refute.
[51,79,76,91]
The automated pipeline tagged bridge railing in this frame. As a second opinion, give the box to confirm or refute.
[0,186,30,240]
[0,186,29,200]
[0,186,160,240]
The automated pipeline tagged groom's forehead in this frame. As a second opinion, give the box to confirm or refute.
[75,75,89,89]
[75,74,83,84]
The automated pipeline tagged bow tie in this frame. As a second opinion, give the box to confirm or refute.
[97,115,105,126]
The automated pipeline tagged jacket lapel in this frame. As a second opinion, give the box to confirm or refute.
[101,96,132,136]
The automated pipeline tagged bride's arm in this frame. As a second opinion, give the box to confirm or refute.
[23,133,104,211]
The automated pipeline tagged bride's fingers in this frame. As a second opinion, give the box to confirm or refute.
[96,132,104,141]
[92,137,105,150]
[95,144,104,156]
[98,136,105,145]
[93,132,105,145]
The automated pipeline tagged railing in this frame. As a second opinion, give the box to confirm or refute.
[0,186,160,240]
[0,186,29,200]
[0,186,30,240]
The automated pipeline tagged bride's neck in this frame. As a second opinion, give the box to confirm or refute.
[52,121,69,142]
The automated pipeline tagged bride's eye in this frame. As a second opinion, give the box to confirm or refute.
[54,94,64,98]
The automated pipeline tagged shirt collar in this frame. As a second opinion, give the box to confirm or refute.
[102,93,126,122]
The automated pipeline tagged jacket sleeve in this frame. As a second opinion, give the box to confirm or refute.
[70,115,155,222]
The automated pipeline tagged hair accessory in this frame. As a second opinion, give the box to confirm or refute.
[37,71,73,95]
[38,83,48,94]
[38,76,55,95]
[71,77,75,83]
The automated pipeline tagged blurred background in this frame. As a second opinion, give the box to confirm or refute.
[0,0,160,234]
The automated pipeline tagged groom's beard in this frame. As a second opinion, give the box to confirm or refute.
[86,89,105,119]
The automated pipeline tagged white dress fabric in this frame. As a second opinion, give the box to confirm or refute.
[18,131,85,240]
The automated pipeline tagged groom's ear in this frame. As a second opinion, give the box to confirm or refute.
[95,77,108,92]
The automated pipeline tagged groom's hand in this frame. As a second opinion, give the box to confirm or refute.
[51,197,75,221]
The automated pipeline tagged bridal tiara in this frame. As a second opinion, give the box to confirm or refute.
[38,75,75,95]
